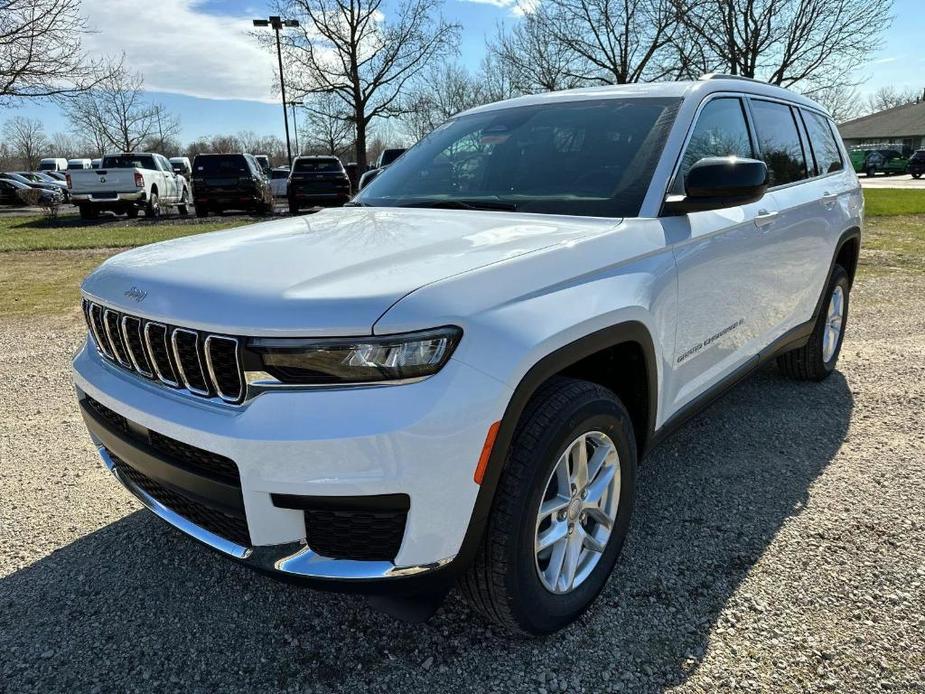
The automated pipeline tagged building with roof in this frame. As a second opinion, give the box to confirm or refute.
[839,98,925,153]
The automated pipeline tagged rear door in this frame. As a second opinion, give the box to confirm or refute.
[665,95,780,411]
[746,98,831,334]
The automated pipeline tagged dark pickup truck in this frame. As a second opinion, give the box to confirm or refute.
[191,153,273,216]
[287,156,351,213]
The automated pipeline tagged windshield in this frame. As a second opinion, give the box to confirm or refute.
[102,155,156,170]
[356,97,679,217]
[293,158,343,173]
[193,155,249,176]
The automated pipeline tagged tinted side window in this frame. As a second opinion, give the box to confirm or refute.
[802,110,844,175]
[674,97,753,194]
[750,100,808,186]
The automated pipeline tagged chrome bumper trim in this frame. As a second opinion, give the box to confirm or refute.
[96,445,454,581]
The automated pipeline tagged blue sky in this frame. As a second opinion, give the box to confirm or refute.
[9,0,925,143]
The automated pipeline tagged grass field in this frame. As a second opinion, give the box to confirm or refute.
[0,191,922,318]
[0,215,253,252]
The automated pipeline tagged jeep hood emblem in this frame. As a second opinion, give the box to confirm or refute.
[124,286,147,302]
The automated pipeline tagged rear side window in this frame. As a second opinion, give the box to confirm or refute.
[801,110,844,175]
[194,155,249,176]
[294,158,343,173]
[674,97,753,194]
[749,100,808,186]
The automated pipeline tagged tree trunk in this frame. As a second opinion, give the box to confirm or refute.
[355,112,367,171]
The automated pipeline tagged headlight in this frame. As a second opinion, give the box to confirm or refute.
[248,326,462,385]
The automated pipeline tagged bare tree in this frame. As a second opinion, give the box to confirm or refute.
[265,0,460,169]
[862,85,919,115]
[48,131,80,159]
[2,116,47,169]
[403,62,490,141]
[479,51,520,104]
[64,67,177,152]
[677,0,892,91]
[302,93,354,156]
[487,13,588,93]
[502,0,682,86]
[0,0,116,104]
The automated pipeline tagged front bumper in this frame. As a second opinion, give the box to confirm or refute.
[73,340,510,588]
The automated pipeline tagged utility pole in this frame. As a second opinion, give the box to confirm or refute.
[286,100,303,155]
[253,15,300,167]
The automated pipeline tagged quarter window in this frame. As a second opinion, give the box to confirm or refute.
[673,98,754,194]
[802,110,844,175]
[749,100,808,186]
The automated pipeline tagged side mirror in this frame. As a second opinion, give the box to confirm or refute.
[664,156,768,215]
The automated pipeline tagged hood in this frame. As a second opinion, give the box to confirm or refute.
[81,207,618,336]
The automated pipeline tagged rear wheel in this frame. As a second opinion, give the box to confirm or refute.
[288,198,299,214]
[459,377,636,635]
[177,188,189,216]
[777,264,850,381]
[78,204,97,220]
[145,191,161,218]
[866,166,876,177]
[195,206,208,217]
[913,173,922,179]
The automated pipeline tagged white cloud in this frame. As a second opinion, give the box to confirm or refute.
[456,0,537,16]
[871,57,898,65]
[81,0,278,102]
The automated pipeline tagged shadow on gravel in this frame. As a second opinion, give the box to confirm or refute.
[0,366,853,693]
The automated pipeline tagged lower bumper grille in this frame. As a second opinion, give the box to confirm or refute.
[305,508,407,562]
[113,455,251,547]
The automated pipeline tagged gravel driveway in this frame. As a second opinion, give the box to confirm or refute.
[1,273,923,693]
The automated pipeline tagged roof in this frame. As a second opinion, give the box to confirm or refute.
[839,100,925,139]
[460,77,827,118]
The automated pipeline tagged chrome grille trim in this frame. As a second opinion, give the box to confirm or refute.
[171,328,211,397]
[88,303,113,359]
[82,300,245,405]
[121,315,153,378]
[103,309,132,368]
[204,335,243,403]
[144,322,180,387]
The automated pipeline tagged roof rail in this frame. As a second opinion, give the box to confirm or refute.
[699,73,765,84]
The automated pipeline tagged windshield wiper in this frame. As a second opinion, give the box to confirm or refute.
[397,199,518,212]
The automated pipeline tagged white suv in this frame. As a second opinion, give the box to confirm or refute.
[73,76,861,635]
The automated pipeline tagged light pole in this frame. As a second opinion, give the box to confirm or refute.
[253,15,300,167]
[286,100,304,155]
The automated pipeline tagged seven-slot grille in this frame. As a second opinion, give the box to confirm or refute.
[82,299,244,404]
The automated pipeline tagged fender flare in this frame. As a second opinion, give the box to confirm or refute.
[451,320,659,573]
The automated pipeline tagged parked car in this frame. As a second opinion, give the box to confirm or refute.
[168,156,192,178]
[67,158,93,170]
[72,76,861,635]
[269,166,290,197]
[38,157,68,172]
[190,153,273,216]
[287,155,351,212]
[0,177,63,205]
[254,154,271,176]
[43,171,66,181]
[68,152,191,219]
[0,172,69,201]
[849,148,907,176]
[907,149,925,178]
[357,148,408,191]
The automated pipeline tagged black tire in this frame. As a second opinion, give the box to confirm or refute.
[459,377,637,635]
[78,204,97,220]
[913,173,922,179]
[195,206,208,218]
[125,207,139,218]
[145,191,161,219]
[776,264,850,381]
[866,166,876,177]
[177,188,189,216]
[288,198,299,214]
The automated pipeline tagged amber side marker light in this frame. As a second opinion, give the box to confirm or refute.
[474,421,501,485]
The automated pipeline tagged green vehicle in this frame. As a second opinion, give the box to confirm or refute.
[849,147,909,176]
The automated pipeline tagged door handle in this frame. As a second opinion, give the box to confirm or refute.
[821,191,838,209]
[754,209,778,228]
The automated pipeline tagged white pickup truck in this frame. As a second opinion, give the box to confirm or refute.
[68,152,190,219]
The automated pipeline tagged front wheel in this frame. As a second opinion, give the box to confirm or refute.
[777,264,850,381]
[459,377,637,635]
[78,204,98,220]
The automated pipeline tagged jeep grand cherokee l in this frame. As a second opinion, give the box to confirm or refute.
[73,76,861,635]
